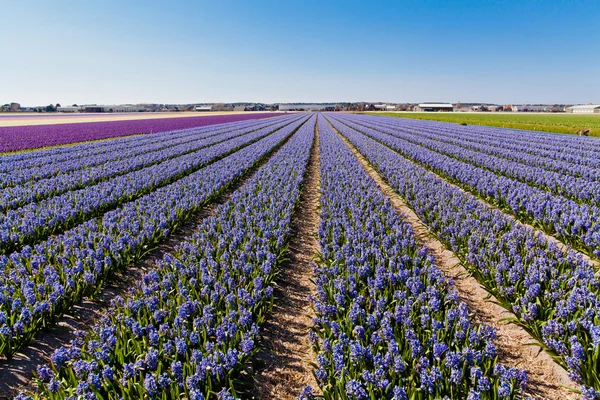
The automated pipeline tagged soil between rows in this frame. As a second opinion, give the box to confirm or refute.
[328,118,578,400]
[250,118,321,399]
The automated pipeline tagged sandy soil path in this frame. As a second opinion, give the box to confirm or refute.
[252,118,321,399]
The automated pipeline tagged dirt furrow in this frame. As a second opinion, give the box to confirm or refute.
[330,121,577,400]
[251,118,321,399]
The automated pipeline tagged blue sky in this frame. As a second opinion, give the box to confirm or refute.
[1,0,599,105]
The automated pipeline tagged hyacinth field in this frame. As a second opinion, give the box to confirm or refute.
[1,113,600,400]
[0,113,281,153]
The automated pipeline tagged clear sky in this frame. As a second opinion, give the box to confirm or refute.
[1,0,599,105]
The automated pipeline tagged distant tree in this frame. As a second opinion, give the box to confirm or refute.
[72,104,78,107]
[56,103,61,109]
[45,104,56,112]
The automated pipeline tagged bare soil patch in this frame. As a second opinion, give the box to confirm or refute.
[250,120,321,399]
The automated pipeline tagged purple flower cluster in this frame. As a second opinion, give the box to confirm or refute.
[0,116,285,208]
[333,115,600,259]
[348,115,600,204]
[27,115,316,399]
[329,114,600,395]
[0,113,283,153]
[0,116,300,254]
[0,115,308,358]
[306,118,527,399]
[355,115,600,179]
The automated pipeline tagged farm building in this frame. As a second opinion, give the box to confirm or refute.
[82,105,145,113]
[367,104,396,111]
[57,106,83,113]
[279,104,336,111]
[566,105,600,114]
[415,103,454,112]
[245,104,266,111]
[195,105,214,112]
[512,105,552,112]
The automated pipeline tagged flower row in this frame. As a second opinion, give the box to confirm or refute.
[0,113,283,153]
[357,115,600,174]
[360,116,600,181]
[23,115,316,399]
[0,116,297,212]
[0,116,289,188]
[378,115,600,159]
[0,115,309,358]
[350,115,600,191]
[331,115,600,395]
[304,118,526,400]
[331,115,600,259]
[0,117,299,255]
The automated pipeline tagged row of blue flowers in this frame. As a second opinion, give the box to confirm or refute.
[332,115,600,260]
[302,118,527,400]
[19,115,316,399]
[371,114,600,164]
[347,114,600,203]
[329,115,600,397]
[0,116,301,255]
[0,115,307,359]
[354,115,600,180]
[0,117,273,188]
[0,116,289,211]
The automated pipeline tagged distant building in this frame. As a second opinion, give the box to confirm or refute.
[233,105,247,111]
[566,105,600,114]
[415,103,454,112]
[194,105,214,112]
[212,104,234,111]
[470,105,496,112]
[81,105,145,113]
[57,106,83,113]
[516,105,552,112]
[366,104,396,111]
[454,104,472,112]
[278,104,336,111]
[246,104,266,111]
